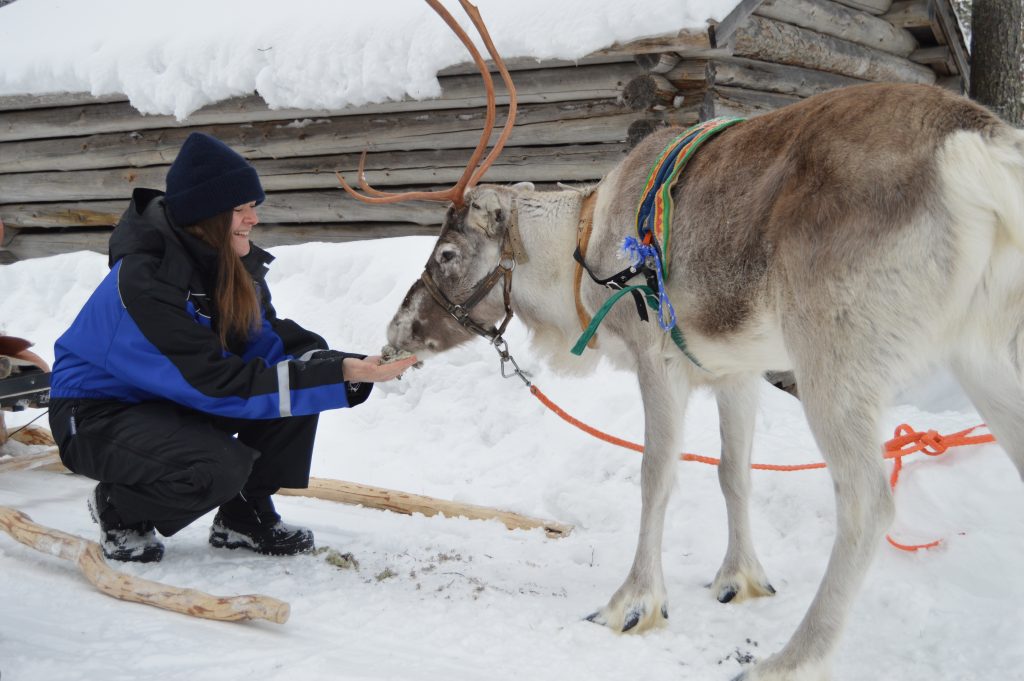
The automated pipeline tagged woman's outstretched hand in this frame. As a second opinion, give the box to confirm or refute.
[342,355,418,383]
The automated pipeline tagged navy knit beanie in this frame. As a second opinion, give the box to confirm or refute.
[164,132,265,227]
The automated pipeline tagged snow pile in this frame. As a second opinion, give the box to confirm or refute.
[0,0,733,119]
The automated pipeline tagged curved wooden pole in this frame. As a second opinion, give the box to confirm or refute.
[281,477,573,538]
[0,506,290,624]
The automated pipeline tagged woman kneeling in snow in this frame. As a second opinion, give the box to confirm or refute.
[48,132,417,563]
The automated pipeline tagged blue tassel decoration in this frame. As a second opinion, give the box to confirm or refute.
[621,236,676,332]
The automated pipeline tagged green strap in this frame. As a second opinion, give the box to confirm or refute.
[571,285,705,371]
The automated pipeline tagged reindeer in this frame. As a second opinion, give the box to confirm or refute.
[339,2,1024,679]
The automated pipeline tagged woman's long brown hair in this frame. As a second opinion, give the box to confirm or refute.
[186,211,261,349]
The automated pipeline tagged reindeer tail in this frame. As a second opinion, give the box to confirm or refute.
[940,126,1024,253]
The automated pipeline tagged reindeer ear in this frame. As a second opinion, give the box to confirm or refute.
[465,188,508,237]
[511,182,535,191]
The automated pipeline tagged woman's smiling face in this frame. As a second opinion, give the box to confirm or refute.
[230,202,259,256]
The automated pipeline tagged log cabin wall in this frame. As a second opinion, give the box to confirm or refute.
[0,0,968,262]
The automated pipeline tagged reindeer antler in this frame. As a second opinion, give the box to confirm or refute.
[336,0,518,208]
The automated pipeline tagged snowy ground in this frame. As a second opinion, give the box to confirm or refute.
[2,240,1022,681]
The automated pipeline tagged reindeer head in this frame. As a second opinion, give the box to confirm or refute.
[386,186,520,357]
[336,0,520,361]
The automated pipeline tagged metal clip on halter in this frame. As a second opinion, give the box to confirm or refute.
[493,336,531,387]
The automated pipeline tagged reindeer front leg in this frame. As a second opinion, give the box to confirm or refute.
[587,355,689,633]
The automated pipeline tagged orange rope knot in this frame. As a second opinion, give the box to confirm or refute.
[529,384,996,554]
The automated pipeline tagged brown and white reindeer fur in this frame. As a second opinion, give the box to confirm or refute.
[385,82,1024,681]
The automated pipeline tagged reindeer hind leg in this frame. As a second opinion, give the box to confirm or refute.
[711,372,775,604]
[739,316,898,681]
[952,345,1024,481]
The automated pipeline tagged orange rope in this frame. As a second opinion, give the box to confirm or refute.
[529,384,995,552]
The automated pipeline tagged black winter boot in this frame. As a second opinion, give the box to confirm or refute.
[208,493,314,556]
[88,483,165,563]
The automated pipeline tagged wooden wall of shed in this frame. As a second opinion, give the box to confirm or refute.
[0,0,968,262]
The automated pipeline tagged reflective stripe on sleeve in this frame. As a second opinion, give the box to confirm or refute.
[276,360,292,417]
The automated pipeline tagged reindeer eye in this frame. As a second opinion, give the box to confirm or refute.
[438,249,457,263]
[470,201,481,210]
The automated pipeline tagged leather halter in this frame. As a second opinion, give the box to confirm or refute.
[419,223,518,344]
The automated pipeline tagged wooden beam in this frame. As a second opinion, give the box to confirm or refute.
[0,98,651,174]
[831,0,893,15]
[633,52,682,74]
[929,0,970,88]
[0,63,645,143]
[0,92,127,112]
[754,0,917,56]
[712,0,768,48]
[0,143,629,203]
[732,16,936,84]
[593,27,718,57]
[701,85,802,119]
[910,45,953,65]
[280,478,573,538]
[0,190,450,229]
[0,448,59,474]
[0,223,444,260]
[882,0,931,28]
[0,506,290,623]
[707,57,867,98]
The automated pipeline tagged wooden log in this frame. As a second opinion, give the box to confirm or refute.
[754,0,917,56]
[0,506,290,623]
[0,226,111,259]
[593,27,718,57]
[707,57,867,98]
[279,478,573,538]
[664,59,711,86]
[621,75,678,111]
[0,190,449,229]
[0,223,445,260]
[732,15,936,84]
[701,85,802,119]
[0,63,644,143]
[0,99,649,174]
[831,0,893,15]
[0,448,60,474]
[10,423,55,446]
[881,0,930,28]
[0,92,127,112]
[712,0,769,48]
[0,144,630,203]
[634,52,682,74]
[929,0,969,87]
[910,45,954,67]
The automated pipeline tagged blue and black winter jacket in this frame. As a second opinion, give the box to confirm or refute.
[50,189,371,418]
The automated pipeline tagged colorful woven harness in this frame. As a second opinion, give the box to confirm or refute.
[572,117,744,368]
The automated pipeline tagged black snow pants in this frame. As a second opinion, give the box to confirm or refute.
[49,397,318,536]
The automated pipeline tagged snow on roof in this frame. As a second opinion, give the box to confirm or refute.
[0,0,740,120]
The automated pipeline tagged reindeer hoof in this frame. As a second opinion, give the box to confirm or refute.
[718,586,738,603]
[711,566,776,604]
[622,607,643,632]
